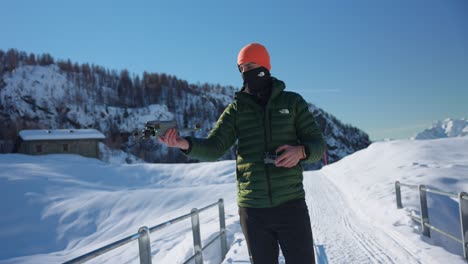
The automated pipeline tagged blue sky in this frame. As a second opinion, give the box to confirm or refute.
[1,0,467,140]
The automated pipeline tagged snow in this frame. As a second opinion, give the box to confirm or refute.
[19,129,105,141]
[98,143,144,164]
[1,137,468,263]
[313,137,468,263]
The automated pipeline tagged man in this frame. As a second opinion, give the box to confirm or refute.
[159,43,325,264]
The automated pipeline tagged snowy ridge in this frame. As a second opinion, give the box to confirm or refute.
[413,118,468,140]
[1,137,468,263]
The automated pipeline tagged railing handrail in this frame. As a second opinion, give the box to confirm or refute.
[396,182,459,198]
[395,181,468,261]
[64,198,228,264]
[63,231,143,263]
[146,201,222,234]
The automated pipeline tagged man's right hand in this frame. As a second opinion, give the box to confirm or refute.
[157,128,190,150]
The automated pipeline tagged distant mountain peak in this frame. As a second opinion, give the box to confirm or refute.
[412,118,468,140]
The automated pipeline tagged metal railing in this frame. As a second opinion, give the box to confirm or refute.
[395,181,468,260]
[64,198,228,264]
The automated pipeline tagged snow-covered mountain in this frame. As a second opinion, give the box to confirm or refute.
[413,118,468,140]
[312,106,370,166]
[1,137,467,263]
[0,49,370,166]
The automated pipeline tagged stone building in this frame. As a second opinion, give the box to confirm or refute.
[18,129,105,158]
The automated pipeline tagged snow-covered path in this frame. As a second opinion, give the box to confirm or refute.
[225,173,430,264]
[306,173,422,264]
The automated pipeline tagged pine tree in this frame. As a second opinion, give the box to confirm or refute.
[6,49,18,71]
[27,53,36,65]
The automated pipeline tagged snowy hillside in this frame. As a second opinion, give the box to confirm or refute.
[0,49,370,166]
[413,118,468,140]
[0,61,236,163]
[0,64,220,141]
[311,105,370,165]
[1,137,468,263]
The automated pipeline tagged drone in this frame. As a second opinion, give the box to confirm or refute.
[134,120,202,140]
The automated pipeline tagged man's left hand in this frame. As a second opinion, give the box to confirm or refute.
[275,145,306,168]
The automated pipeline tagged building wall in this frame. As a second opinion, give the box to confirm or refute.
[0,140,14,153]
[19,139,100,158]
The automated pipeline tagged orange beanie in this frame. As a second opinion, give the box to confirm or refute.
[237,43,271,71]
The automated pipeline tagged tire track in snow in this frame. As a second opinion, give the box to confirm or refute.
[341,215,393,264]
[312,173,393,263]
[305,172,422,264]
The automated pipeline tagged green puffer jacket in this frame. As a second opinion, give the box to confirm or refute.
[184,77,326,208]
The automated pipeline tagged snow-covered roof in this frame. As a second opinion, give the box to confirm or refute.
[19,129,106,141]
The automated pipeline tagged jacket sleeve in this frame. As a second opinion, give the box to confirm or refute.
[295,96,326,163]
[183,102,237,161]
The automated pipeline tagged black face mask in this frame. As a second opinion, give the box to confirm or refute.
[242,67,272,105]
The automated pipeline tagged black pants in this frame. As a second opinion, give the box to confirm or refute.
[239,198,315,264]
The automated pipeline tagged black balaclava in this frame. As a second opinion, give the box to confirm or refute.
[242,66,272,106]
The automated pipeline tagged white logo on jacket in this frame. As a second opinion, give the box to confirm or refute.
[279,109,289,114]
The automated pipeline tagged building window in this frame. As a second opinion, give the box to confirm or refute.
[63,144,69,152]
[36,145,42,153]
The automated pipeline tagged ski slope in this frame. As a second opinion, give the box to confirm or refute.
[1,137,468,263]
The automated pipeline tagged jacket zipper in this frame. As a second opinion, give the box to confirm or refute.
[264,108,273,205]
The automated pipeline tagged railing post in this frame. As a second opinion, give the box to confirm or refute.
[218,199,228,260]
[191,208,203,264]
[419,185,430,237]
[395,181,403,209]
[138,226,152,264]
[459,192,468,260]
